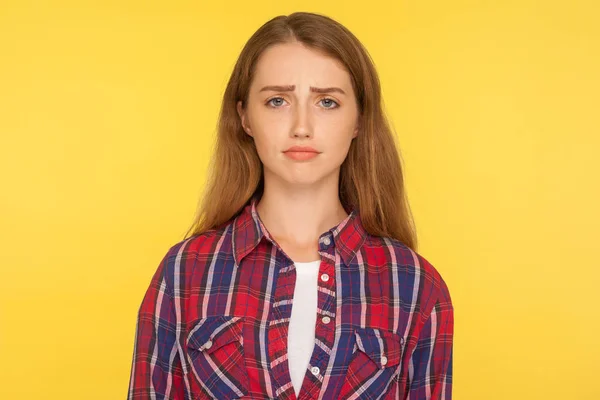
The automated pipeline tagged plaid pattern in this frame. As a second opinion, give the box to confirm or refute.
[127,195,453,399]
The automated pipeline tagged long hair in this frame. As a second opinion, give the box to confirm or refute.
[183,12,418,251]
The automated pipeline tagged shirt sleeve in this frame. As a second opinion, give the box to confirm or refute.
[127,251,185,400]
[407,277,454,399]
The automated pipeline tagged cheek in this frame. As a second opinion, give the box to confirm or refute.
[252,136,272,162]
[250,116,289,156]
[251,129,282,163]
[331,141,353,165]
[326,127,355,158]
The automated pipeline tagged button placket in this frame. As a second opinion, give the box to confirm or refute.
[317,262,335,330]
[319,234,333,251]
[306,235,334,394]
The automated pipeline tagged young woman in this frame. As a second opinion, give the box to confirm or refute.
[128,12,453,400]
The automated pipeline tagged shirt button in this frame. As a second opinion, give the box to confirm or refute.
[322,316,331,324]
[320,273,329,282]
[311,366,320,376]
[381,355,388,366]
[204,340,213,350]
[322,237,331,246]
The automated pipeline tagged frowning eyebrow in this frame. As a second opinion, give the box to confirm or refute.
[259,85,346,95]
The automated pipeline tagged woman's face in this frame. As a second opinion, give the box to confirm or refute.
[237,41,360,188]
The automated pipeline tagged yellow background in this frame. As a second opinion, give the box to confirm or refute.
[1,1,598,398]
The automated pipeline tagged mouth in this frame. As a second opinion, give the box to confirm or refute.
[284,146,319,153]
[283,150,320,161]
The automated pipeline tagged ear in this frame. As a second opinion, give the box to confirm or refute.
[353,116,360,139]
[237,100,252,137]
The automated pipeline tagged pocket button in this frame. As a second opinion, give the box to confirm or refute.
[381,355,388,366]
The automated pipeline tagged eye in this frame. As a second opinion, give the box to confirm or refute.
[320,98,339,109]
[266,97,287,108]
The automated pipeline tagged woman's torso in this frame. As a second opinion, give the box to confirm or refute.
[143,199,449,400]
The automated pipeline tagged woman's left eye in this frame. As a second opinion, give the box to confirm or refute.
[320,98,339,109]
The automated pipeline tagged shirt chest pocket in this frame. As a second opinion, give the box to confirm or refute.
[337,327,405,400]
[185,315,249,400]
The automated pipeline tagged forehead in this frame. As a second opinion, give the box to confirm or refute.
[252,42,353,89]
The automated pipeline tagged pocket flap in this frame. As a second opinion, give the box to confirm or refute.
[353,327,404,369]
[186,315,244,355]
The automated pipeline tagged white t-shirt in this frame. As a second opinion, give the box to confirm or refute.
[287,259,321,397]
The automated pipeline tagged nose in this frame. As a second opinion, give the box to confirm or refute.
[291,102,313,139]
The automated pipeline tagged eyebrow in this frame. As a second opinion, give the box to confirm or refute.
[259,85,346,95]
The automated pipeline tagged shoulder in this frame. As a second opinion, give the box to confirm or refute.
[165,223,232,260]
[365,235,453,313]
[155,224,233,290]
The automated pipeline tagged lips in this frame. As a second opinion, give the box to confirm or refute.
[284,146,319,153]
[283,146,320,161]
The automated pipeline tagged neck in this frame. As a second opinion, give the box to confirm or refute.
[255,174,348,248]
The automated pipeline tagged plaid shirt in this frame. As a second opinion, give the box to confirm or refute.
[127,195,453,399]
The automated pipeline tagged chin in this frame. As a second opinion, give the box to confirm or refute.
[285,176,321,186]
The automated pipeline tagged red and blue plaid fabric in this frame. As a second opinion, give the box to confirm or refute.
[127,195,453,399]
